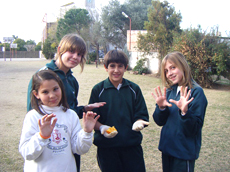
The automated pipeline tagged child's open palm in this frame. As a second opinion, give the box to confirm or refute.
[152,86,172,109]
[82,111,100,133]
[38,114,57,138]
[169,86,194,115]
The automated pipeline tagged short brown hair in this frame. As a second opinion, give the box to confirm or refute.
[104,50,129,68]
[31,70,69,115]
[55,33,87,72]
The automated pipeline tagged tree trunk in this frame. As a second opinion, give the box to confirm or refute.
[96,44,100,68]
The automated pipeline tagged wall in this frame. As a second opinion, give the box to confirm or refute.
[0,51,40,58]
[129,51,159,74]
[128,30,159,73]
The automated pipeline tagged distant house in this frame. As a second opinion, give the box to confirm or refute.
[127,30,159,74]
[42,22,57,44]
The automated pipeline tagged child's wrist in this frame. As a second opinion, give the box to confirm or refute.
[83,130,93,138]
[159,106,166,110]
[39,132,51,139]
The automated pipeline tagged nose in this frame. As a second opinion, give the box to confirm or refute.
[49,92,56,98]
[73,53,82,61]
[168,69,172,75]
[166,69,173,78]
[114,66,119,72]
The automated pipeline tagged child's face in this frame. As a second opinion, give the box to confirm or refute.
[60,50,83,72]
[165,61,183,86]
[33,79,62,107]
[105,62,127,88]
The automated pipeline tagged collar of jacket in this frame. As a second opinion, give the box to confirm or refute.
[46,60,73,76]
[103,77,130,89]
[169,84,193,93]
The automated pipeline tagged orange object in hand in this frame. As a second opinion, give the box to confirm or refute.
[106,126,117,134]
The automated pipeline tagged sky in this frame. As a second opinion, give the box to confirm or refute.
[0,0,229,44]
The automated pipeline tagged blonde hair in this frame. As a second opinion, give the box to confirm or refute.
[161,52,193,88]
[55,33,87,72]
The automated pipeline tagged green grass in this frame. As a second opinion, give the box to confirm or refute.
[0,60,229,172]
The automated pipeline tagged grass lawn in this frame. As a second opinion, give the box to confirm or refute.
[0,59,229,171]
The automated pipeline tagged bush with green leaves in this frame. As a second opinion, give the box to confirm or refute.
[133,58,148,74]
[172,26,230,88]
[42,38,56,59]
[88,52,97,62]
[35,42,42,51]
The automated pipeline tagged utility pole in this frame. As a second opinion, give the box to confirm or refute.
[122,12,131,51]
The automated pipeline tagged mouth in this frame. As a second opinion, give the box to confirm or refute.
[113,74,120,78]
[50,99,58,104]
[69,59,78,64]
[169,75,176,81]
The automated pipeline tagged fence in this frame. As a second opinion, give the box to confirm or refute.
[0,51,40,58]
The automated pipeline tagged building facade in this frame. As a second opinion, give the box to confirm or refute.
[128,30,159,74]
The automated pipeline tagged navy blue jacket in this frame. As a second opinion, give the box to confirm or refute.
[153,84,207,160]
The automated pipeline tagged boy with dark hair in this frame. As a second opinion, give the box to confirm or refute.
[89,50,149,172]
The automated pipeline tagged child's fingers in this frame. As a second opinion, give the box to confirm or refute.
[158,86,163,96]
[154,88,159,97]
[46,114,56,121]
[92,112,98,118]
[168,99,176,106]
[82,112,86,120]
[142,121,150,126]
[98,102,106,106]
[84,111,99,120]
[94,115,100,121]
[85,111,94,117]
[184,87,188,97]
[40,114,48,124]
[180,86,184,96]
[38,119,42,127]
[186,89,191,100]
[163,87,167,96]
[151,92,156,99]
[187,97,194,104]
[41,114,48,120]
[51,118,58,128]
[167,102,172,107]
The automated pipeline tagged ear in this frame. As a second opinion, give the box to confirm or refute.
[125,65,128,70]
[32,90,40,100]
[57,46,61,53]
[104,65,108,72]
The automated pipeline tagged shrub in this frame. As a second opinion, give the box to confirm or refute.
[172,27,230,88]
[42,38,56,59]
[88,52,97,62]
[133,58,148,74]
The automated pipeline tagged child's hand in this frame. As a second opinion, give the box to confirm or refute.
[169,86,194,115]
[99,125,118,138]
[82,111,100,133]
[38,114,57,138]
[152,86,172,109]
[132,120,149,131]
[84,102,106,111]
